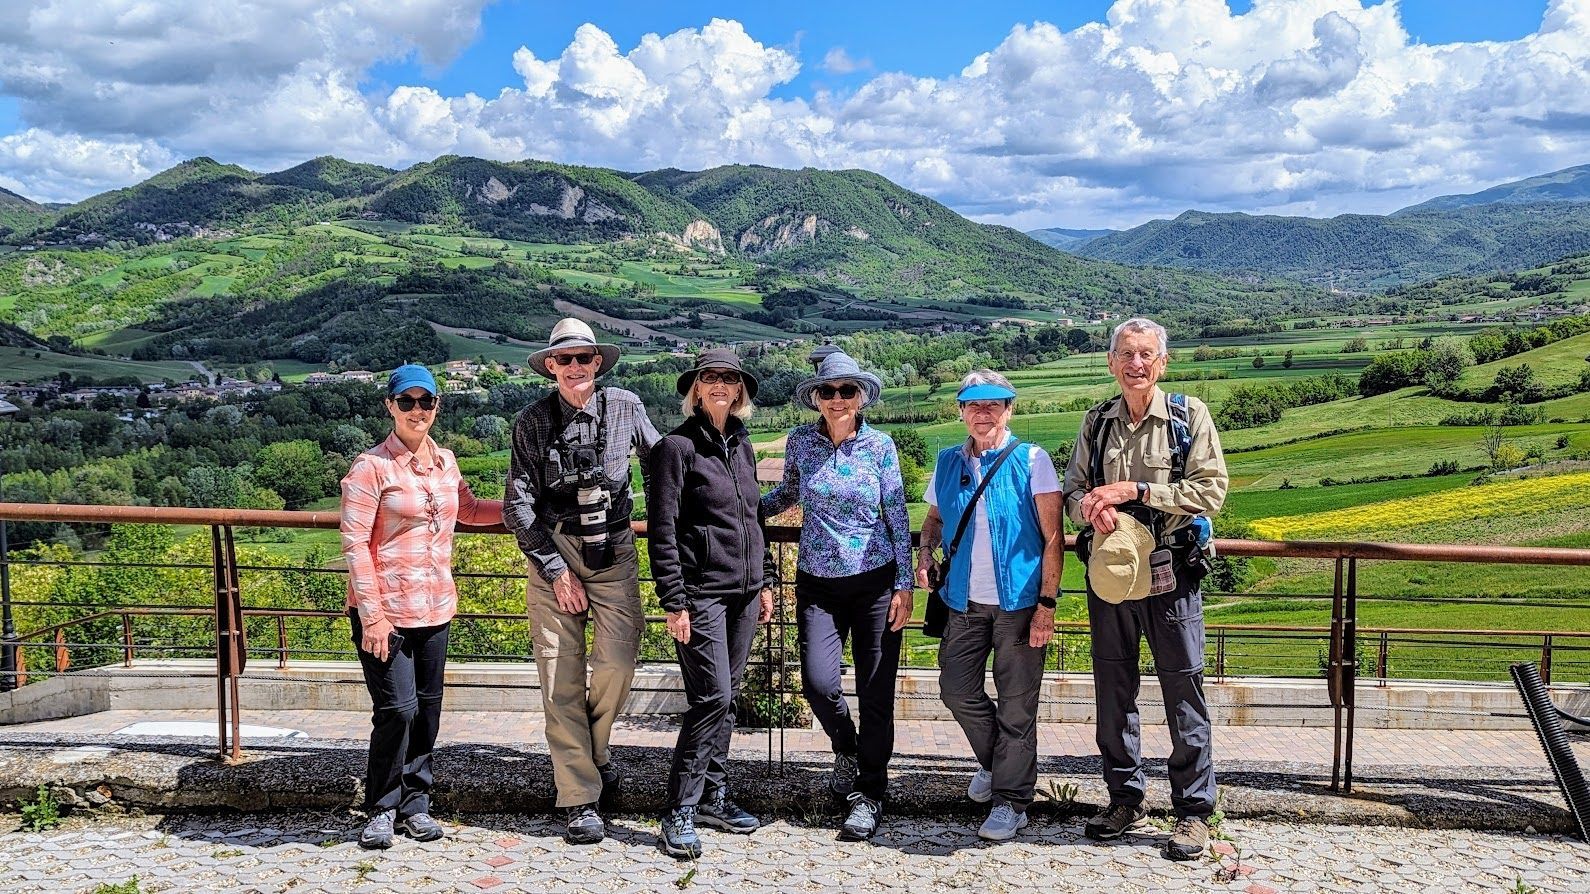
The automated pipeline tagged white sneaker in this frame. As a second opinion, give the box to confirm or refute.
[967,768,993,803]
[978,803,1028,841]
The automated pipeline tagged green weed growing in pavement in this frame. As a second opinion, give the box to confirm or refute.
[1507,879,1540,894]
[20,785,62,831]
[1210,842,1246,883]
[1040,780,1079,807]
[153,835,170,849]
[674,856,699,890]
[318,837,338,848]
[354,860,377,882]
[91,880,141,894]
[213,848,243,858]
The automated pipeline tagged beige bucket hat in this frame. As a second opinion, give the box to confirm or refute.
[1088,512,1157,604]
[529,317,621,380]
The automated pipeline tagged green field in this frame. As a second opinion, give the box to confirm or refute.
[0,345,196,383]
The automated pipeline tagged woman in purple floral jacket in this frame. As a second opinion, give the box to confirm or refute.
[761,350,913,841]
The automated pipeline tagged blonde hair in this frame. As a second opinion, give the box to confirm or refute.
[681,378,754,422]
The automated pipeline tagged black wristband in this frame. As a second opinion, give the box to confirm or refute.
[1036,595,1057,609]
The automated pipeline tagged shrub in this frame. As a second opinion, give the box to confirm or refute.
[21,785,62,831]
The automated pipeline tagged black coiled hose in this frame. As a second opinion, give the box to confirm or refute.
[1510,662,1590,842]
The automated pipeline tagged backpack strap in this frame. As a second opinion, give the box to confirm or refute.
[1167,393,1192,483]
[1085,396,1120,490]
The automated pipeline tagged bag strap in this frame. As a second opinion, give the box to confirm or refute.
[1089,393,1192,486]
[945,438,1024,562]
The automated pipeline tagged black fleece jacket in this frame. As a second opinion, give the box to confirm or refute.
[647,412,769,612]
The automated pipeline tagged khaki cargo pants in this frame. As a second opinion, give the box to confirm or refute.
[526,527,644,808]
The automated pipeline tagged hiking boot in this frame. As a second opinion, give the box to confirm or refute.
[829,752,859,797]
[358,809,395,850]
[697,793,760,834]
[659,805,703,859]
[978,803,1029,841]
[598,761,625,807]
[839,791,882,841]
[1163,816,1209,861]
[967,767,993,804]
[564,803,606,844]
[398,812,444,842]
[1084,802,1148,840]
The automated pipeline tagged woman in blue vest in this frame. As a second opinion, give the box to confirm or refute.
[914,369,1063,842]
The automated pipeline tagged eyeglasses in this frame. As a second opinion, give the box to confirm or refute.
[422,490,440,534]
[961,400,1007,413]
[698,370,741,385]
[552,352,598,367]
[1111,349,1163,363]
[392,394,437,411]
[815,384,861,400]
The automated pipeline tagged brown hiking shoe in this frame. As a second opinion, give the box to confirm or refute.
[1084,803,1148,840]
[1163,816,1209,861]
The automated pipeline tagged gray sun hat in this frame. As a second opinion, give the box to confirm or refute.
[794,350,883,411]
[528,317,621,380]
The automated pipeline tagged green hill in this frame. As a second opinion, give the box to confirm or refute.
[258,156,396,198]
[1395,163,1590,215]
[0,186,53,235]
[1076,201,1590,291]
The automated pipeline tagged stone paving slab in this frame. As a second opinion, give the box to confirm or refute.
[0,810,1585,894]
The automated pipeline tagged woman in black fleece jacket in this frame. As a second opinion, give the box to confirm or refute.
[647,348,774,859]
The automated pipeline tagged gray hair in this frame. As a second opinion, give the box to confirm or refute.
[1110,317,1169,356]
[958,368,1016,405]
[680,380,755,422]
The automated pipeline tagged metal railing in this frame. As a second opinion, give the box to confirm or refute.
[4,501,1590,796]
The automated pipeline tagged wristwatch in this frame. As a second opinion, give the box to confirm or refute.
[1135,481,1149,502]
[1036,595,1057,609]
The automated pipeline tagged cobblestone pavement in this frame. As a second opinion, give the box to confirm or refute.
[2,810,1585,894]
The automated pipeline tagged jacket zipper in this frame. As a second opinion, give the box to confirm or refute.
[721,425,751,595]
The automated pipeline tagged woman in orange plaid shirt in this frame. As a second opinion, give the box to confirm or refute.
[340,364,502,849]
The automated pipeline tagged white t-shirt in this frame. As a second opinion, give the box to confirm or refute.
[925,441,1061,605]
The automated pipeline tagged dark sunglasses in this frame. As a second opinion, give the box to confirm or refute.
[815,384,861,400]
[698,370,741,385]
[391,394,437,411]
[552,352,598,367]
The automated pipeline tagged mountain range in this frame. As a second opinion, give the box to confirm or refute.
[1071,164,1590,291]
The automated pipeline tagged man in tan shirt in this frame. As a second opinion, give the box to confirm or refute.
[1062,317,1228,861]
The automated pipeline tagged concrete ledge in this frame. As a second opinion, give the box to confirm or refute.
[7,660,1582,730]
[0,730,1576,835]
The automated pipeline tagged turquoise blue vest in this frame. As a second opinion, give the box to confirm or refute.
[932,436,1044,612]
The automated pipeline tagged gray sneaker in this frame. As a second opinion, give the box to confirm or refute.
[564,803,606,844]
[839,791,882,840]
[829,752,859,797]
[977,803,1028,841]
[967,768,993,803]
[399,812,444,842]
[359,809,395,849]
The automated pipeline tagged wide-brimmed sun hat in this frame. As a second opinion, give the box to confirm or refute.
[1088,508,1157,605]
[386,364,437,396]
[676,347,759,399]
[794,350,883,411]
[528,317,621,380]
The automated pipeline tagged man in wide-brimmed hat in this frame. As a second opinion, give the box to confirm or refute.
[503,317,661,845]
[1062,316,1228,861]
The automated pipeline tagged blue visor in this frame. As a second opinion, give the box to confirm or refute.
[957,383,1016,402]
[387,364,437,396]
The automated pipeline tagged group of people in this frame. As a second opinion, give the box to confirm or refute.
[339,315,1228,863]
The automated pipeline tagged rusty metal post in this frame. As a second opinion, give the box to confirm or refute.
[1329,558,1344,792]
[211,525,229,762]
[1541,634,1554,686]
[121,613,134,668]
[1343,558,1358,793]
[0,481,16,693]
[223,526,244,761]
[1378,630,1389,686]
[1215,628,1227,682]
[276,615,288,671]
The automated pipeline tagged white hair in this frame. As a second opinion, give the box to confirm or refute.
[1110,317,1169,355]
[958,369,1015,405]
[681,379,755,422]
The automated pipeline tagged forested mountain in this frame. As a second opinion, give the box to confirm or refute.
[1076,200,1590,291]
[3,154,1323,316]
[1025,227,1115,250]
[1394,164,1590,215]
[0,186,53,235]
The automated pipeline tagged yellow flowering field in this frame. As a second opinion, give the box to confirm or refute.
[1250,471,1590,540]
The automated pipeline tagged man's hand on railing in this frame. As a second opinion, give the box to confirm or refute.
[552,571,588,614]
[666,609,691,643]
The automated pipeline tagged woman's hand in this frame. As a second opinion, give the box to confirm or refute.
[887,589,914,632]
[666,609,691,643]
[361,614,397,661]
[914,555,938,590]
[757,588,776,624]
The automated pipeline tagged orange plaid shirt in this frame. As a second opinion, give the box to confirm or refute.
[340,433,502,628]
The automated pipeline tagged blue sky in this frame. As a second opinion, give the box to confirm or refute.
[0,0,1583,228]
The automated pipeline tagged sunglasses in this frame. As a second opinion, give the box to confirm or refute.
[422,490,440,534]
[815,384,861,400]
[961,400,1007,413]
[698,370,741,385]
[552,352,598,367]
[392,394,437,411]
